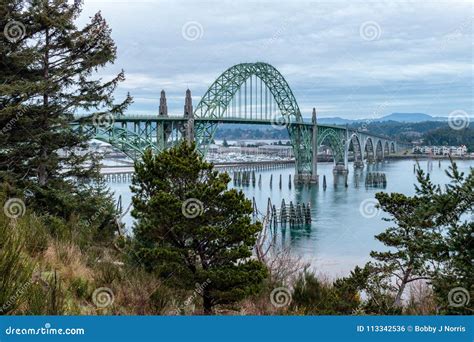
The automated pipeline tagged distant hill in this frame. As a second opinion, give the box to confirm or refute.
[317,112,447,125]
[217,113,450,129]
[317,117,353,125]
[378,113,444,122]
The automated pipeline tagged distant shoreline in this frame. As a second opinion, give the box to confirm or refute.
[386,155,473,160]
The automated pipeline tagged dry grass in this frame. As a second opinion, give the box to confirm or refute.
[405,281,438,315]
[41,242,94,282]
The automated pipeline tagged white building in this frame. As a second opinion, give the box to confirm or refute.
[413,145,468,156]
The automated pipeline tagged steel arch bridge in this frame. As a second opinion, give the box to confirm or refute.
[194,62,313,177]
[71,62,409,183]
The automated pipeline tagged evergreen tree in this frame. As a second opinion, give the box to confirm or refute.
[413,162,473,314]
[0,0,130,220]
[365,161,473,313]
[371,192,433,307]
[131,142,267,314]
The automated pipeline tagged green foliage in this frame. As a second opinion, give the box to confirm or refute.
[31,179,119,245]
[0,222,35,315]
[0,0,127,232]
[371,191,434,307]
[348,264,402,315]
[70,277,91,300]
[350,121,447,143]
[423,127,473,151]
[23,271,65,315]
[413,161,473,314]
[291,270,361,315]
[149,286,173,315]
[131,142,267,313]
[94,262,123,287]
[362,160,473,314]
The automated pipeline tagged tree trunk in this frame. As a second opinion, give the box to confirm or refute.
[394,266,412,307]
[38,26,50,186]
[203,289,213,315]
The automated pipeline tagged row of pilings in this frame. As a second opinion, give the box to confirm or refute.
[234,171,294,189]
[365,172,387,187]
[264,198,311,228]
[412,160,442,175]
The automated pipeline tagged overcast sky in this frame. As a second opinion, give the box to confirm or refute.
[78,0,473,119]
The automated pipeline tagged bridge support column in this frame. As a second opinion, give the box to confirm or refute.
[355,135,365,169]
[310,108,319,184]
[333,125,349,175]
[157,90,169,150]
[293,108,318,185]
[184,89,195,144]
[333,163,348,174]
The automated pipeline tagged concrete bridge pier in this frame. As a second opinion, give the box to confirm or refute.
[310,108,319,184]
[333,124,349,175]
[354,160,364,169]
[295,108,319,184]
[333,163,349,174]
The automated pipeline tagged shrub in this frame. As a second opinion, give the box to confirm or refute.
[0,220,35,315]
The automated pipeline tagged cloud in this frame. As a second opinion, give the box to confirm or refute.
[78,0,473,118]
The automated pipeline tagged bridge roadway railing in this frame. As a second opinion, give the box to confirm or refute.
[79,114,405,145]
[73,114,406,143]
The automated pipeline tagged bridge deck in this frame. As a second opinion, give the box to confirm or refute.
[72,114,412,146]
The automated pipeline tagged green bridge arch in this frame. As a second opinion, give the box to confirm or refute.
[194,62,313,176]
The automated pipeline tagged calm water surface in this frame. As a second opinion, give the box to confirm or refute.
[108,159,473,278]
